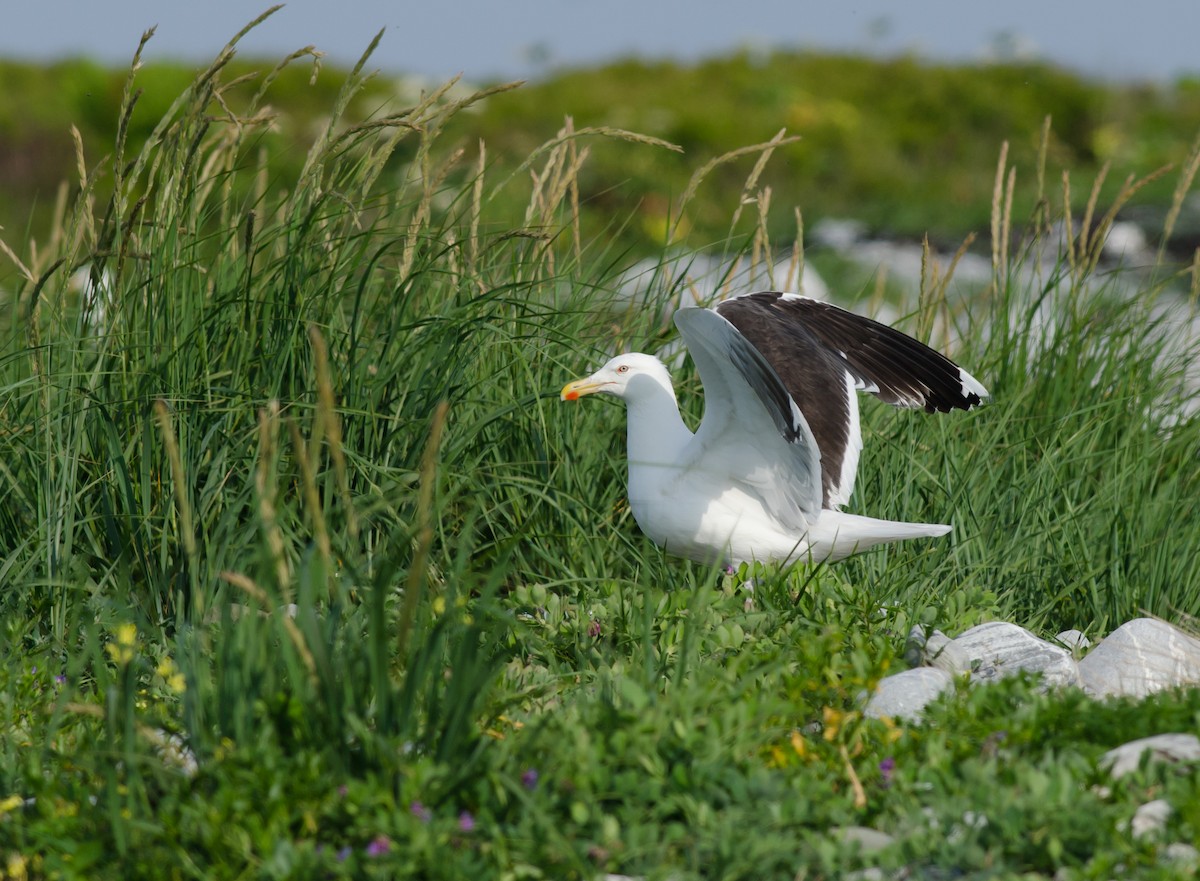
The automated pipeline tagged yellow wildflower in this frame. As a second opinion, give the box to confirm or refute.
[822,706,845,741]
[790,729,808,758]
[6,854,27,881]
[877,714,903,744]
[156,657,187,694]
[106,623,139,666]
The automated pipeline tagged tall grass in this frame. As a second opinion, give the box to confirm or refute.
[839,137,1200,635]
[2,16,1200,879]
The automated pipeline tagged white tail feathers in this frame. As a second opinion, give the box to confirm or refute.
[804,511,952,563]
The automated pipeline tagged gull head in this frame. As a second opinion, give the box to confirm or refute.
[560,353,674,402]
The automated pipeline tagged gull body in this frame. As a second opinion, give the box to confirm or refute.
[561,292,988,566]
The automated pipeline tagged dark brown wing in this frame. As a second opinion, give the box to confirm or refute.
[713,291,988,507]
[717,292,988,413]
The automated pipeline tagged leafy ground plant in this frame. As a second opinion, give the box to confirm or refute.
[1,13,1199,880]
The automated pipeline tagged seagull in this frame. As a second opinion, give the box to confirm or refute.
[560,291,988,566]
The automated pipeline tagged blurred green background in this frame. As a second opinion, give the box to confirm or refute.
[3,50,1199,274]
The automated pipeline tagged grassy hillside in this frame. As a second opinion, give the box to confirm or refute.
[455,53,1140,243]
[1,17,1200,880]
[3,42,1200,261]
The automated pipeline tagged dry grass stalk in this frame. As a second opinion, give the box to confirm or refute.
[926,232,979,311]
[544,144,591,225]
[502,125,680,195]
[292,29,394,195]
[250,44,325,110]
[194,128,243,219]
[1191,247,1200,308]
[917,235,936,341]
[752,187,773,288]
[1161,128,1200,259]
[789,207,805,293]
[0,237,33,286]
[1077,161,1111,272]
[841,743,867,810]
[70,126,95,251]
[728,128,791,237]
[1000,165,1016,291]
[1062,170,1076,277]
[672,132,802,243]
[520,118,592,276]
[469,140,486,277]
[220,570,317,682]
[568,130,583,265]
[117,16,251,225]
[153,399,200,614]
[1034,115,1052,239]
[255,402,291,594]
[309,325,358,542]
[289,418,333,580]
[926,232,979,352]
[400,145,466,279]
[445,229,461,287]
[989,141,1009,290]
[398,401,450,660]
[1077,165,1172,282]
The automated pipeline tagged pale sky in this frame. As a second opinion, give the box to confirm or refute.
[2,1,1197,84]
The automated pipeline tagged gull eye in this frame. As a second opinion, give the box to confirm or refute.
[616,365,629,374]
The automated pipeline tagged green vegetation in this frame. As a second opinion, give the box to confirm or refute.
[4,34,1200,254]
[1,14,1200,880]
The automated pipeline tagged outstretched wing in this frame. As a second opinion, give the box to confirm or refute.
[714,291,989,507]
[673,307,822,529]
[720,292,989,410]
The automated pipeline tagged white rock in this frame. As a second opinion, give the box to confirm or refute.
[843,869,888,881]
[1100,733,1200,779]
[811,218,867,250]
[1078,618,1200,698]
[922,629,974,675]
[1102,220,1151,263]
[1129,799,1172,839]
[142,728,199,778]
[864,667,954,721]
[1054,629,1091,652]
[831,826,895,853]
[1165,842,1200,868]
[951,621,1081,688]
[903,624,929,667]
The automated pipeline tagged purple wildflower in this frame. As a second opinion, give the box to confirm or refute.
[337,784,348,798]
[365,835,391,857]
[521,768,539,790]
[981,730,1008,757]
[336,846,352,862]
[587,619,602,638]
[410,800,431,823]
[458,810,476,832]
[879,756,896,788]
[54,674,66,685]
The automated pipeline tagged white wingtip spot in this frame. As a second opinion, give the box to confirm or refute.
[959,367,990,402]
